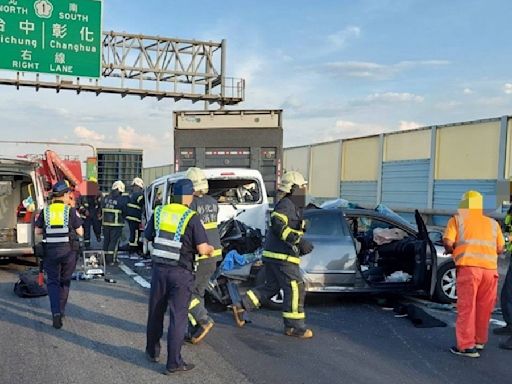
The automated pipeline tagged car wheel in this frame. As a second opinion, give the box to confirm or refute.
[434,262,457,303]
[255,268,284,310]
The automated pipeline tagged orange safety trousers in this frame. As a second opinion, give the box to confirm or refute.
[456,266,498,350]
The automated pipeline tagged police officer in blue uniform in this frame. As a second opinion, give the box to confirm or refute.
[35,180,83,329]
[232,171,315,338]
[144,178,213,374]
[185,167,222,344]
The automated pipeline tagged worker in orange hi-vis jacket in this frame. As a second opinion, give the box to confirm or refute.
[443,190,505,358]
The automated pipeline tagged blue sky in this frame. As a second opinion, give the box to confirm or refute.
[1,0,512,166]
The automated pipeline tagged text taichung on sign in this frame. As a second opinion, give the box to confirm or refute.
[0,0,102,78]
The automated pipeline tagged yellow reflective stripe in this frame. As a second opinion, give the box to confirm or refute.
[103,223,125,227]
[272,211,288,225]
[247,290,260,307]
[137,195,144,203]
[282,312,305,320]
[203,222,218,230]
[281,227,292,241]
[126,216,141,222]
[188,313,197,327]
[197,249,222,260]
[262,250,300,264]
[291,280,299,314]
[127,203,141,210]
[189,298,200,310]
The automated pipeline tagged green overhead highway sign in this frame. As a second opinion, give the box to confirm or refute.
[0,0,102,78]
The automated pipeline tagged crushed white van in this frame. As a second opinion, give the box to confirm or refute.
[145,168,269,234]
[0,158,45,260]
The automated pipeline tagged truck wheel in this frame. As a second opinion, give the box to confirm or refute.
[255,268,283,310]
[434,262,457,304]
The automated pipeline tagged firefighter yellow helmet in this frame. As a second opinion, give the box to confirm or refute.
[279,171,308,193]
[132,177,144,189]
[186,167,209,193]
[459,190,483,210]
[112,180,126,193]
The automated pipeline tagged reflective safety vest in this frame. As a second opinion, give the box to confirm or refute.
[151,203,195,268]
[452,213,499,270]
[43,203,70,244]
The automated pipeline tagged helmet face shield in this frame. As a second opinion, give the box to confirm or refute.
[186,167,209,193]
[279,171,308,193]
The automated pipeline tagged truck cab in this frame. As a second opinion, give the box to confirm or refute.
[145,168,269,234]
[0,158,45,260]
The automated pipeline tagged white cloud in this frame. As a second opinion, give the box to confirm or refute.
[504,83,512,94]
[327,26,361,49]
[117,126,157,148]
[335,120,357,129]
[323,59,450,80]
[399,121,422,130]
[365,92,424,103]
[463,87,474,94]
[73,126,105,141]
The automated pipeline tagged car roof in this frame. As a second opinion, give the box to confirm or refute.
[150,168,264,186]
[307,206,418,232]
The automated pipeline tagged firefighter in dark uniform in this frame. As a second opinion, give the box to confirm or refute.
[77,176,102,249]
[144,178,213,374]
[126,177,145,257]
[35,180,83,329]
[232,171,315,338]
[185,167,222,344]
[102,180,127,265]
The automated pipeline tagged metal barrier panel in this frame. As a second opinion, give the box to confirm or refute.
[436,120,500,180]
[310,142,341,198]
[383,129,431,161]
[340,181,378,206]
[341,137,379,181]
[283,146,310,179]
[432,179,497,225]
[381,159,430,208]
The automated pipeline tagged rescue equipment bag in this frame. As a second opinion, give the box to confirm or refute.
[13,269,48,298]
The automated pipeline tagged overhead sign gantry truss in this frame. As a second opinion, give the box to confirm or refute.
[0,31,245,105]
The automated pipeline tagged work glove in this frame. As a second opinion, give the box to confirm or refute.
[298,238,314,255]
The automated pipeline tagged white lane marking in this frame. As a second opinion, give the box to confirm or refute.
[119,262,151,288]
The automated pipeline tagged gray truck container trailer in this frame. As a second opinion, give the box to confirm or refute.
[173,109,283,197]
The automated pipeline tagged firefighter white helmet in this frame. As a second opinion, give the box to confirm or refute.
[279,171,307,193]
[112,180,126,193]
[132,177,144,189]
[186,167,209,193]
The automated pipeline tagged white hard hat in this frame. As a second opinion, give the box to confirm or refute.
[132,177,144,189]
[112,180,126,193]
[186,167,209,193]
[279,171,307,193]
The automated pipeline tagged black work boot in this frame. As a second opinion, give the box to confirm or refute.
[493,325,512,335]
[52,314,63,329]
[284,327,314,339]
[499,336,512,350]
